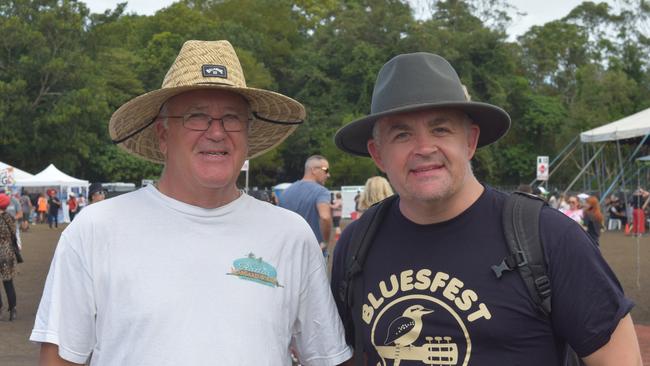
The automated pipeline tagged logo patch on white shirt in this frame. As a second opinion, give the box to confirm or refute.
[227,252,283,288]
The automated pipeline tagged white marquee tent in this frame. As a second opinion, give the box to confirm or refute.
[0,161,34,182]
[15,164,88,188]
[15,164,89,223]
[580,106,650,143]
[559,106,650,202]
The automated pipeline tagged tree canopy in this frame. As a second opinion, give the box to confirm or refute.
[1,0,648,190]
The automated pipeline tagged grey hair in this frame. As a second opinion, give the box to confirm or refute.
[304,155,327,172]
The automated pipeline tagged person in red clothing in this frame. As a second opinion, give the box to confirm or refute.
[629,188,649,236]
[67,193,78,221]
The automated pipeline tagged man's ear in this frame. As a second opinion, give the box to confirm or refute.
[467,124,480,160]
[155,120,168,156]
[367,139,386,173]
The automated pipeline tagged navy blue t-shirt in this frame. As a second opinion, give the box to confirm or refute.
[331,186,632,365]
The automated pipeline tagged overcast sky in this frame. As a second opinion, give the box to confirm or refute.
[83,0,610,39]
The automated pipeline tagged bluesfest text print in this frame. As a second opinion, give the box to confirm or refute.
[362,269,492,366]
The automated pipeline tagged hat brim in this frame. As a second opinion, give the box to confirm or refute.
[334,101,511,157]
[109,84,306,163]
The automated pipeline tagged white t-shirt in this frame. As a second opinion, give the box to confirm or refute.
[30,185,351,366]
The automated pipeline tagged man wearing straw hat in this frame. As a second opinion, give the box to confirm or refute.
[31,40,351,365]
[330,53,641,365]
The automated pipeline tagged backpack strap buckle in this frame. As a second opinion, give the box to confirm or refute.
[491,250,528,278]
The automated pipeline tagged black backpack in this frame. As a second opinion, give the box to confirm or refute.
[338,192,583,366]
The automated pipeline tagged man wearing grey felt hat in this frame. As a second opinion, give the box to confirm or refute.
[331,53,641,365]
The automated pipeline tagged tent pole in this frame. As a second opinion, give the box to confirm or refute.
[596,145,601,197]
[599,133,650,205]
[616,140,627,205]
[581,143,588,192]
[563,144,606,196]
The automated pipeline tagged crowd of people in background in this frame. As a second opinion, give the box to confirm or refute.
[0,183,107,233]
[518,184,650,245]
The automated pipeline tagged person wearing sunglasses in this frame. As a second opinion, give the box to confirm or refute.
[280,155,333,257]
[560,195,584,224]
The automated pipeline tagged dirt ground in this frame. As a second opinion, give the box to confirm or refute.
[0,225,649,365]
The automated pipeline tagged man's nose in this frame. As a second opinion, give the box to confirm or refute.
[203,119,227,139]
[413,133,438,155]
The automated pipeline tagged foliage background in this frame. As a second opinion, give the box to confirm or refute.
[1,0,649,191]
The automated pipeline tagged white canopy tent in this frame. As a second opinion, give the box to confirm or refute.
[580,107,650,143]
[0,161,34,183]
[16,164,88,188]
[15,164,89,223]
[562,106,650,203]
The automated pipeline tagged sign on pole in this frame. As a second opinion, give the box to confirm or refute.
[536,156,549,181]
[241,160,249,192]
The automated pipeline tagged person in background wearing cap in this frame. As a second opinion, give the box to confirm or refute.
[331,52,641,365]
[0,193,19,321]
[31,40,351,365]
[87,182,106,205]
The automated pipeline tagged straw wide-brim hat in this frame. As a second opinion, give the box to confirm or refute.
[334,52,511,157]
[109,40,306,163]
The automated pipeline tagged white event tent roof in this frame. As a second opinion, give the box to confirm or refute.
[0,161,34,181]
[580,107,650,143]
[15,164,89,187]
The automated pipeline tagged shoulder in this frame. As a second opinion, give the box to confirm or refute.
[245,195,315,232]
[72,188,149,223]
[0,212,14,223]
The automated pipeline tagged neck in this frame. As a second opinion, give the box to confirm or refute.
[399,175,484,225]
[301,174,318,183]
[156,175,241,209]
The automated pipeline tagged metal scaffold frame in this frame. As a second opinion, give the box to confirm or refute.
[530,107,650,203]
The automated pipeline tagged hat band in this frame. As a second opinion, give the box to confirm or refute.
[112,111,304,145]
[112,118,157,144]
[252,112,303,125]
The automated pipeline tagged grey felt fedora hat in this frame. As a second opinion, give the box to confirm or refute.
[334,52,511,157]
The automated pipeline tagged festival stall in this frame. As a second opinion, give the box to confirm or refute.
[0,161,34,187]
[15,164,89,223]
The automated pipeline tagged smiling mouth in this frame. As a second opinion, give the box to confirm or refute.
[412,164,443,173]
[201,151,228,156]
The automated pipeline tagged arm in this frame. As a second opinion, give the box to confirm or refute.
[40,343,84,366]
[317,202,332,244]
[582,314,642,365]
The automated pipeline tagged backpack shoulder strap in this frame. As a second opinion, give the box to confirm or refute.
[339,194,398,365]
[340,194,399,303]
[492,192,552,316]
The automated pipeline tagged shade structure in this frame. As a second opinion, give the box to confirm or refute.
[14,164,89,224]
[580,107,650,143]
[15,164,88,187]
[0,161,34,182]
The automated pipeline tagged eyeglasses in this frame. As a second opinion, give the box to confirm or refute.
[318,167,330,174]
[161,113,250,132]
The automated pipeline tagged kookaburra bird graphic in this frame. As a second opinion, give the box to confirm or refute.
[384,304,434,347]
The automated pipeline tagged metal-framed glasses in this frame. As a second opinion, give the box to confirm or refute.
[162,112,250,132]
